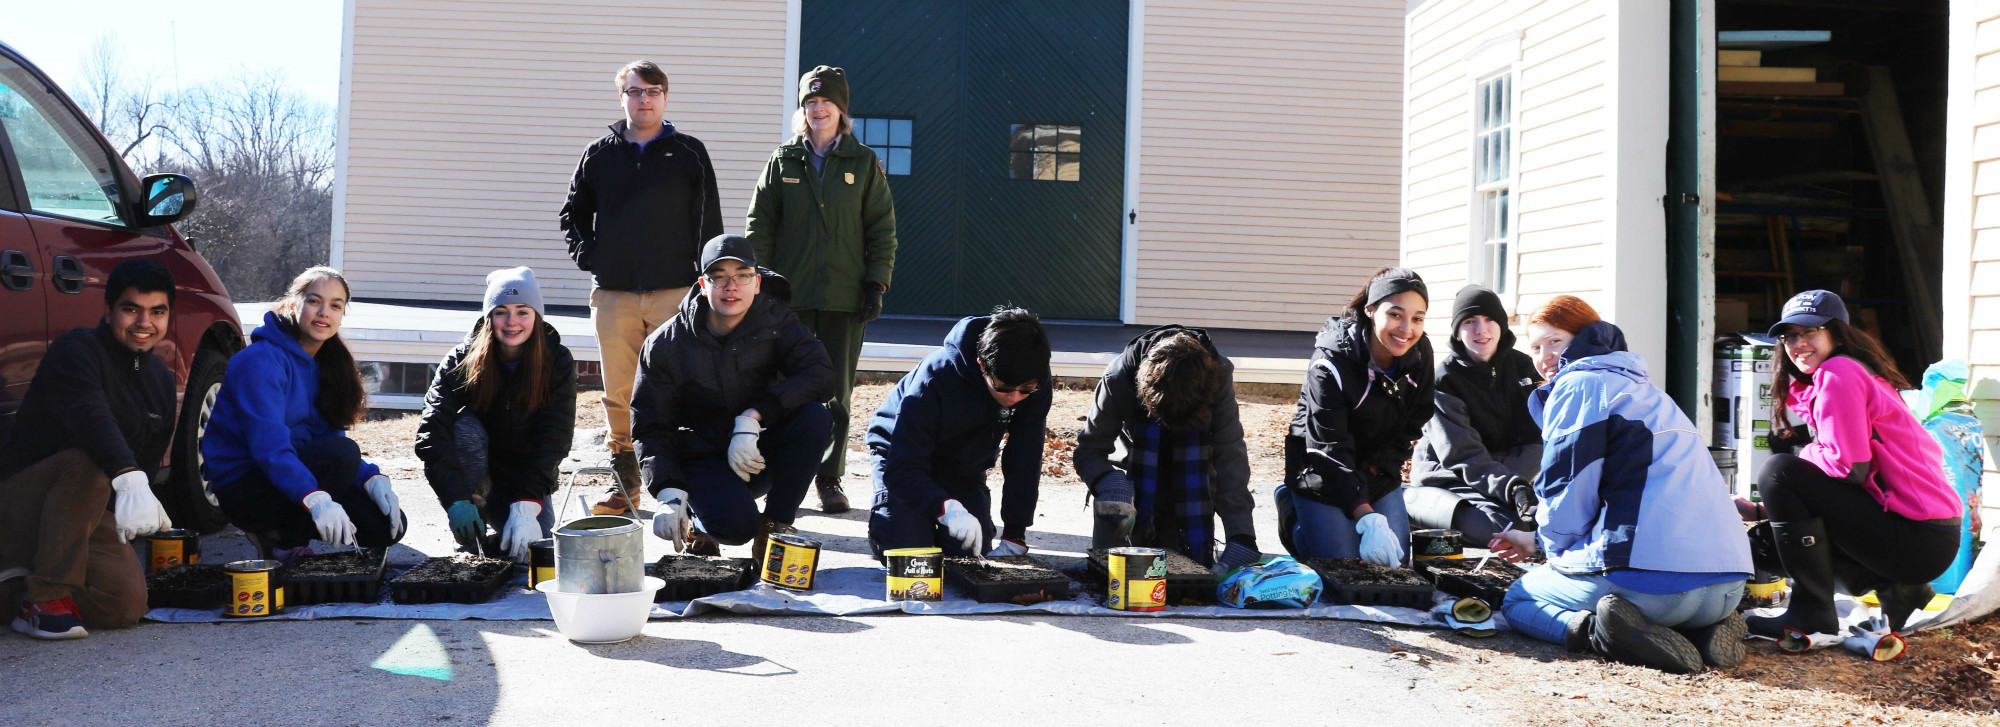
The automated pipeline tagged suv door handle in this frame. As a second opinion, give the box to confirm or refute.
[51,255,84,295]
[1,249,32,292]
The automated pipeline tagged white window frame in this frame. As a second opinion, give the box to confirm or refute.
[1470,69,1519,297]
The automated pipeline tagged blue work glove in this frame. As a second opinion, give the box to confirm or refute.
[447,500,486,547]
[1214,541,1261,575]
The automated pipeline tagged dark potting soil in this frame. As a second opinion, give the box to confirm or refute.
[286,550,385,578]
[148,563,228,592]
[1420,558,1525,592]
[395,556,512,584]
[1083,549,1211,577]
[648,555,753,582]
[944,556,1062,583]
[1308,558,1430,586]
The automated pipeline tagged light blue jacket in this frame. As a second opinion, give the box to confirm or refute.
[1529,322,1752,576]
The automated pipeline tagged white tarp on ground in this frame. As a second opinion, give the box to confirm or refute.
[146,563,1464,629]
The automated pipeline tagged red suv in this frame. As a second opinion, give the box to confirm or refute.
[0,42,241,532]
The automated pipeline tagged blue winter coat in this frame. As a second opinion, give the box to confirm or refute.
[866,316,1051,540]
[203,311,380,501]
[1529,322,1752,576]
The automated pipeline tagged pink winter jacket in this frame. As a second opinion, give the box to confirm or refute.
[1784,355,1962,521]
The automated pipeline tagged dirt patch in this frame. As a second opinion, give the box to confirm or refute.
[286,550,385,578]
[147,563,228,592]
[649,555,753,583]
[394,555,511,585]
[1309,558,1430,586]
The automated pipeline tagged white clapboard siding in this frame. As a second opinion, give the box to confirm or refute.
[1400,0,1612,319]
[337,0,790,307]
[1135,0,1407,331]
[1947,2,2000,517]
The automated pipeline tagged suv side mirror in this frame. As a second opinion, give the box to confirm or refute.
[137,173,198,226]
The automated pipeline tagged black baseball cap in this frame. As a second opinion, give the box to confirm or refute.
[1767,289,1849,336]
[697,234,757,273]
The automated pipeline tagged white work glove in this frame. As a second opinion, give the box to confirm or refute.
[727,414,766,482]
[987,538,1028,557]
[499,501,543,561]
[362,474,403,537]
[938,500,982,554]
[301,491,356,547]
[651,488,692,550]
[109,470,172,543]
[1354,511,1404,568]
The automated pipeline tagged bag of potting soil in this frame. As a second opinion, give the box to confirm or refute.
[1217,555,1322,609]
[1903,360,1984,595]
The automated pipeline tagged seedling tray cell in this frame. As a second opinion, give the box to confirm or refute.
[146,564,229,610]
[1084,549,1218,605]
[944,556,1072,605]
[388,556,514,604]
[1415,558,1526,608]
[285,549,387,605]
[1307,558,1435,608]
[646,556,756,602]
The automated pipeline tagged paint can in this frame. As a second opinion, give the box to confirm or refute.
[222,560,286,618]
[1744,575,1789,609]
[884,547,944,602]
[1107,547,1167,612]
[1411,529,1464,560]
[761,533,821,591]
[146,528,201,573]
[528,538,556,590]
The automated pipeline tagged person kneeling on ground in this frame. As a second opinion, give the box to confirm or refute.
[636,235,835,562]
[1074,325,1259,572]
[203,267,406,560]
[1744,290,1963,647]
[1409,285,1543,547]
[1277,267,1433,567]
[0,260,178,639]
[867,308,1052,557]
[1496,295,1752,674]
[416,267,578,560]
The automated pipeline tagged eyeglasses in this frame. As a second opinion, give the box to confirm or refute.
[622,87,665,98]
[1779,327,1824,346]
[987,377,1039,396]
[704,271,758,288]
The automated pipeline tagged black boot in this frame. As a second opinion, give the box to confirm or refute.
[1876,583,1935,633]
[1675,611,1748,668]
[1590,595,1705,674]
[1745,519,1839,640]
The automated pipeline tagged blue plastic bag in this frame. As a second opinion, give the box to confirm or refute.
[1217,555,1322,609]
[1906,360,1984,594]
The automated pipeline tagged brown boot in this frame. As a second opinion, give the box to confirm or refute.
[816,475,851,515]
[751,519,798,564]
[591,451,644,516]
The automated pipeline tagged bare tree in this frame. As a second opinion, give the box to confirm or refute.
[73,36,170,161]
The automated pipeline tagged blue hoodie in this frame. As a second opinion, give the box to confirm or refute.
[1528,322,1752,577]
[866,317,1052,540]
[203,311,380,501]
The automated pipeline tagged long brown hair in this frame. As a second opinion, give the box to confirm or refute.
[275,267,365,429]
[454,313,553,414]
[1771,318,1911,438]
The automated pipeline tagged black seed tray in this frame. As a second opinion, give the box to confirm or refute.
[1084,549,1218,605]
[145,564,230,610]
[1415,558,1526,608]
[388,557,515,605]
[286,550,387,605]
[944,556,1073,604]
[646,556,757,602]
[1306,558,1436,608]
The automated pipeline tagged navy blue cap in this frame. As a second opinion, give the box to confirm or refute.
[696,234,757,273]
[1767,290,1848,336]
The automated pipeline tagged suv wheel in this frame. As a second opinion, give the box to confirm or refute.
[163,348,230,533]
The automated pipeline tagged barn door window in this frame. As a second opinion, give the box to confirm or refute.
[854,117,913,175]
[1007,123,1080,181]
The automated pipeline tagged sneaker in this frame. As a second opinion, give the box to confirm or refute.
[12,598,87,640]
[1590,595,1706,674]
[0,566,28,583]
[1676,611,1749,668]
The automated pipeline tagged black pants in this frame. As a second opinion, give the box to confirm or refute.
[215,436,403,550]
[1757,454,1959,589]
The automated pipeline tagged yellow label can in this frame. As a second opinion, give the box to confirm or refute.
[146,529,201,573]
[222,560,285,618]
[761,533,821,591]
[528,538,556,590]
[884,547,944,602]
[1411,529,1464,560]
[1108,547,1167,612]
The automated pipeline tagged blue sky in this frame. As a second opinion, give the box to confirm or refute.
[3,0,342,104]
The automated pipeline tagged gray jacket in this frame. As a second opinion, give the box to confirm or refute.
[1072,326,1256,548]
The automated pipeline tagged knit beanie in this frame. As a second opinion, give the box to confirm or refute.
[483,266,544,318]
[800,65,850,111]
[1451,285,1509,335]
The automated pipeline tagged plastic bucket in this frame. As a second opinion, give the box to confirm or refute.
[537,577,664,643]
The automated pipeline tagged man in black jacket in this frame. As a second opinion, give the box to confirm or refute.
[634,235,835,562]
[559,59,724,515]
[0,260,178,639]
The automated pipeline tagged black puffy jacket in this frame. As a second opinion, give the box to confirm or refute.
[413,321,578,507]
[558,121,724,291]
[0,324,176,482]
[631,272,836,497]
[1284,315,1435,515]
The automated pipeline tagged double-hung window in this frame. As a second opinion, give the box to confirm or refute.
[1472,73,1514,294]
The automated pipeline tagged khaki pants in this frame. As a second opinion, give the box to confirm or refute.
[591,286,689,453]
[0,449,147,629]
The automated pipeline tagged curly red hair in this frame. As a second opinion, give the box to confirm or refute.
[1525,295,1602,334]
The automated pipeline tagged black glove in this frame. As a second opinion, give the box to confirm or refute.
[861,282,885,323]
[1508,479,1538,530]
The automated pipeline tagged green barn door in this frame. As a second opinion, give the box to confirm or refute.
[802,0,1128,319]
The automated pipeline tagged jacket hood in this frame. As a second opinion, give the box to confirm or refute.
[250,310,316,365]
[1319,314,1429,373]
[672,269,795,340]
[1552,321,1647,385]
[940,316,987,384]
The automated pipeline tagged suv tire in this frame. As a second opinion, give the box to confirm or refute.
[163,347,230,533]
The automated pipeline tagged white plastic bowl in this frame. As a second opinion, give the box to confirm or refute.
[537,577,664,643]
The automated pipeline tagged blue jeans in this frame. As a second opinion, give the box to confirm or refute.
[685,403,832,545]
[1276,484,1410,561]
[1502,565,1746,644]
